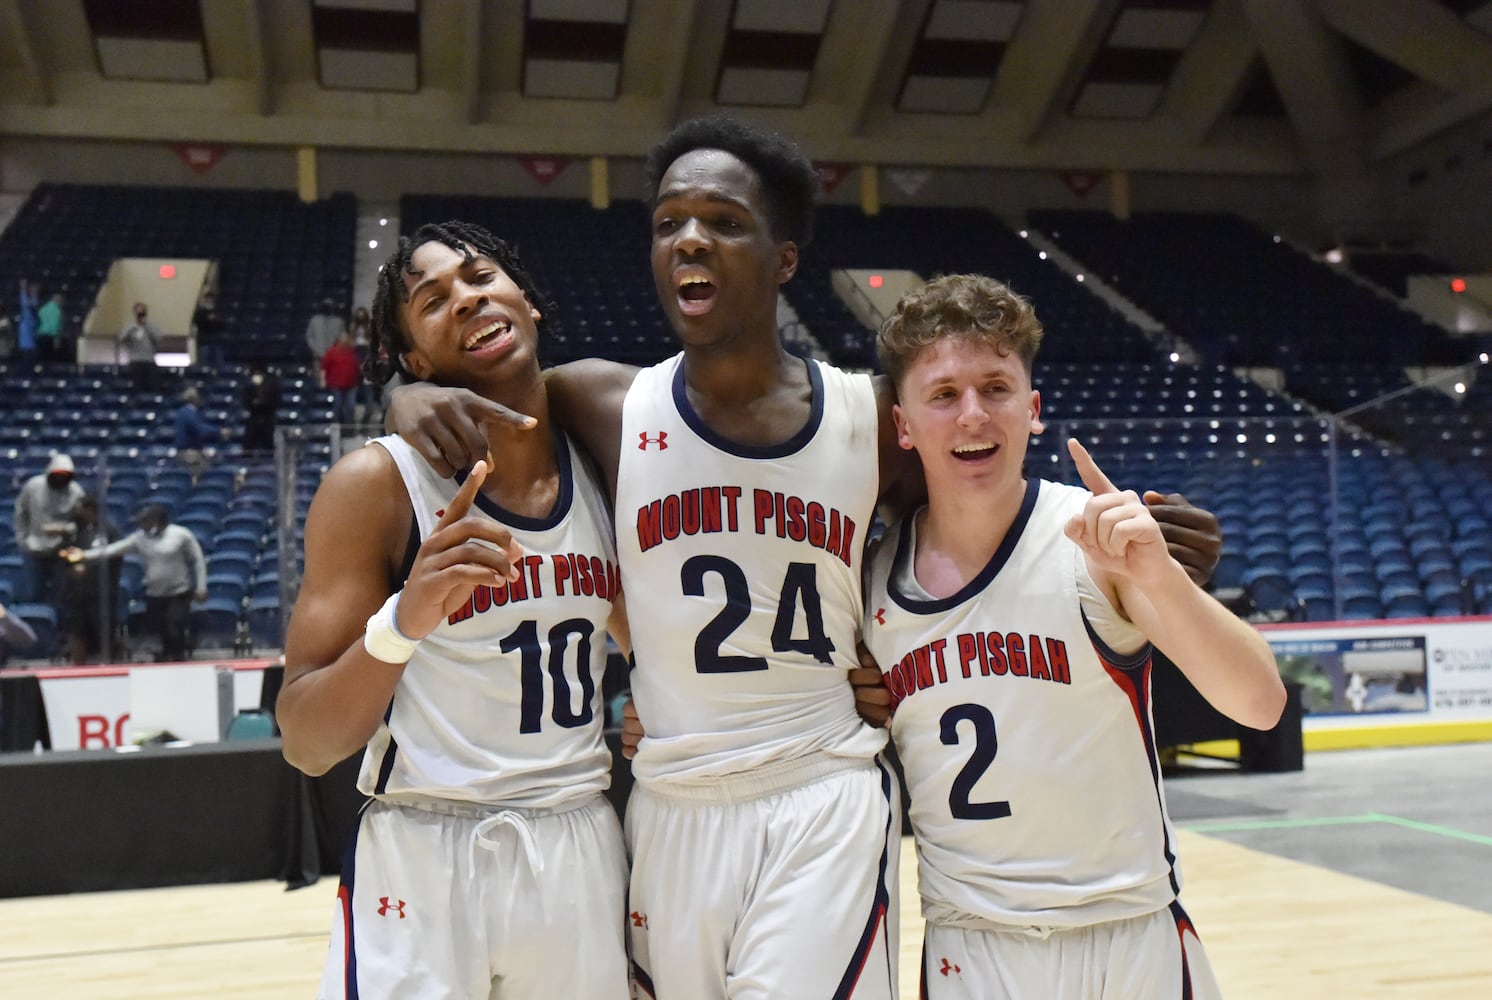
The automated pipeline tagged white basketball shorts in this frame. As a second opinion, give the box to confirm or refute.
[318,794,630,1000]
[920,901,1223,999]
[626,757,901,1000]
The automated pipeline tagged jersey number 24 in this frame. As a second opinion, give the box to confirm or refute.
[682,555,835,672]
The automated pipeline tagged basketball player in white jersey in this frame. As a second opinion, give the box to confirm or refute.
[278,222,630,999]
[385,117,1225,999]
[863,274,1287,999]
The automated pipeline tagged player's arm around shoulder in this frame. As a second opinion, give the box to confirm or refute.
[545,358,637,497]
[1065,440,1286,731]
[279,444,413,776]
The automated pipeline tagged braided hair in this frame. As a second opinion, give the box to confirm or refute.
[367,220,554,385]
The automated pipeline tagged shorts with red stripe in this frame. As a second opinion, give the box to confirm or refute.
[627,756,900,1000]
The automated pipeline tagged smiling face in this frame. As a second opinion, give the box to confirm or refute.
[397,241,542,390]
[650,148,797,350]
[892,337,1042,498]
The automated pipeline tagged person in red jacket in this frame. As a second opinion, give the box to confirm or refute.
[320,328,362,426]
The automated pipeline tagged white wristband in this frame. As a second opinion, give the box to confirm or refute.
[363,591,418,664]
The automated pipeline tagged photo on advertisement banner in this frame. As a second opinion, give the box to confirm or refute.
[1269,635,1428,716]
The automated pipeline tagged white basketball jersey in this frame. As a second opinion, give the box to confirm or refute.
[617,354,888,788]
[360,433,618,810]
[865,478,1183,929]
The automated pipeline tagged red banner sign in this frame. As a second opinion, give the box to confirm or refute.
[170,144,228,174]
[519,155,572,186]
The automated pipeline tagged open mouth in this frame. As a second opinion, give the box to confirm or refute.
[463,316,513,352]
[676,275,717,315]
[952,443,998,462]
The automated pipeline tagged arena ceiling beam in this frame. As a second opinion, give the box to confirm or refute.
[1161,0,1258,145]
[1241,0,1367,180]
[0,0,50,105]
[994,0,1116,144]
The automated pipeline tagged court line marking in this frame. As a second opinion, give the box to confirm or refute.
[1183,811,1492,848]
[0,930,328,964]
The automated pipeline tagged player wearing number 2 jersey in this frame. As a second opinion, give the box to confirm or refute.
[864,274,1285,999]
[278,223,630,999]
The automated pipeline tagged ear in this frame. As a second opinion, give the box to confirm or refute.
[402,349,433,381]
[892,402,916,452]
[530,305,543,324]
[1028,389,1044,435]
[776,241,799,285]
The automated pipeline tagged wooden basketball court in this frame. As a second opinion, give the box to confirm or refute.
[2,828,1488,999]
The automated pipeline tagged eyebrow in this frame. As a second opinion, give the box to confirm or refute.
[405,254,497,303]
[653,188,752,213]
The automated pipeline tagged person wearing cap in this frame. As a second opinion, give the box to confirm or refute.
[12,453,85,605]
[118,301,162,390]
[304,297,343,378]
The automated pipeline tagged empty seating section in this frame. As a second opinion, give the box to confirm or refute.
[796,204,1158,370]
[1027,210,1473,368]
[3,187,1489,657]
[0,183,356,364]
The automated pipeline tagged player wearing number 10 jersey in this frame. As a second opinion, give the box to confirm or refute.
[279,223,631,999]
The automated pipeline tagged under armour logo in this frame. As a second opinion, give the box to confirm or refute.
[873,608,886,625]
[939,958,961,977]
[434,509,445,518]
[638,431,668,451]
[630,910,649,929]
[377,897,407,918]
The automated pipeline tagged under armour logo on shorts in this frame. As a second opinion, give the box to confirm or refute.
[630,910,649,929]
[939,958,961,977]
[377,897,407,918]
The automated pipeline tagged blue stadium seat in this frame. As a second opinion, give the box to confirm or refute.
[191,597,243,650]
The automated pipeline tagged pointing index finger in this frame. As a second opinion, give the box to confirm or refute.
[1067,438,1118,495]
[438,459,487,529]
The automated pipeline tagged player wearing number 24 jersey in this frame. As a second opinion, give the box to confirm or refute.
[278,223,631,999]
[863,274,1285,999]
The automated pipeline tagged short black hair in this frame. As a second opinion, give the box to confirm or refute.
[645,114,818,249]
[368,220,554,385]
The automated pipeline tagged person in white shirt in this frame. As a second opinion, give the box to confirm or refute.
[66,503,206,661]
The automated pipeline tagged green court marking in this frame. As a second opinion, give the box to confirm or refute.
[1184,812,1492,848]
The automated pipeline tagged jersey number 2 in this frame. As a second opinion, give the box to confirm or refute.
[681,555,835,672]
[501,618,597,734]
[941,703,1012,820]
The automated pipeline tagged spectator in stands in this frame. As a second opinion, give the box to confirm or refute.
[64,503,207,663]
[305,297,342,376]
[192,291,226,369]
[321,327,362,426]
[0,315,14,360]
[0,601,38,667]
[12,452,84,605]
[15,279,40,363]
[36,292,65,364]
[58,495,122,664]
[173,386,231,483]
[241,363,282,454]
[348,304,379,423]
[117,301,162,390]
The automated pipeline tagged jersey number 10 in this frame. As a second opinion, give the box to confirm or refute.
[501,617,597,734]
